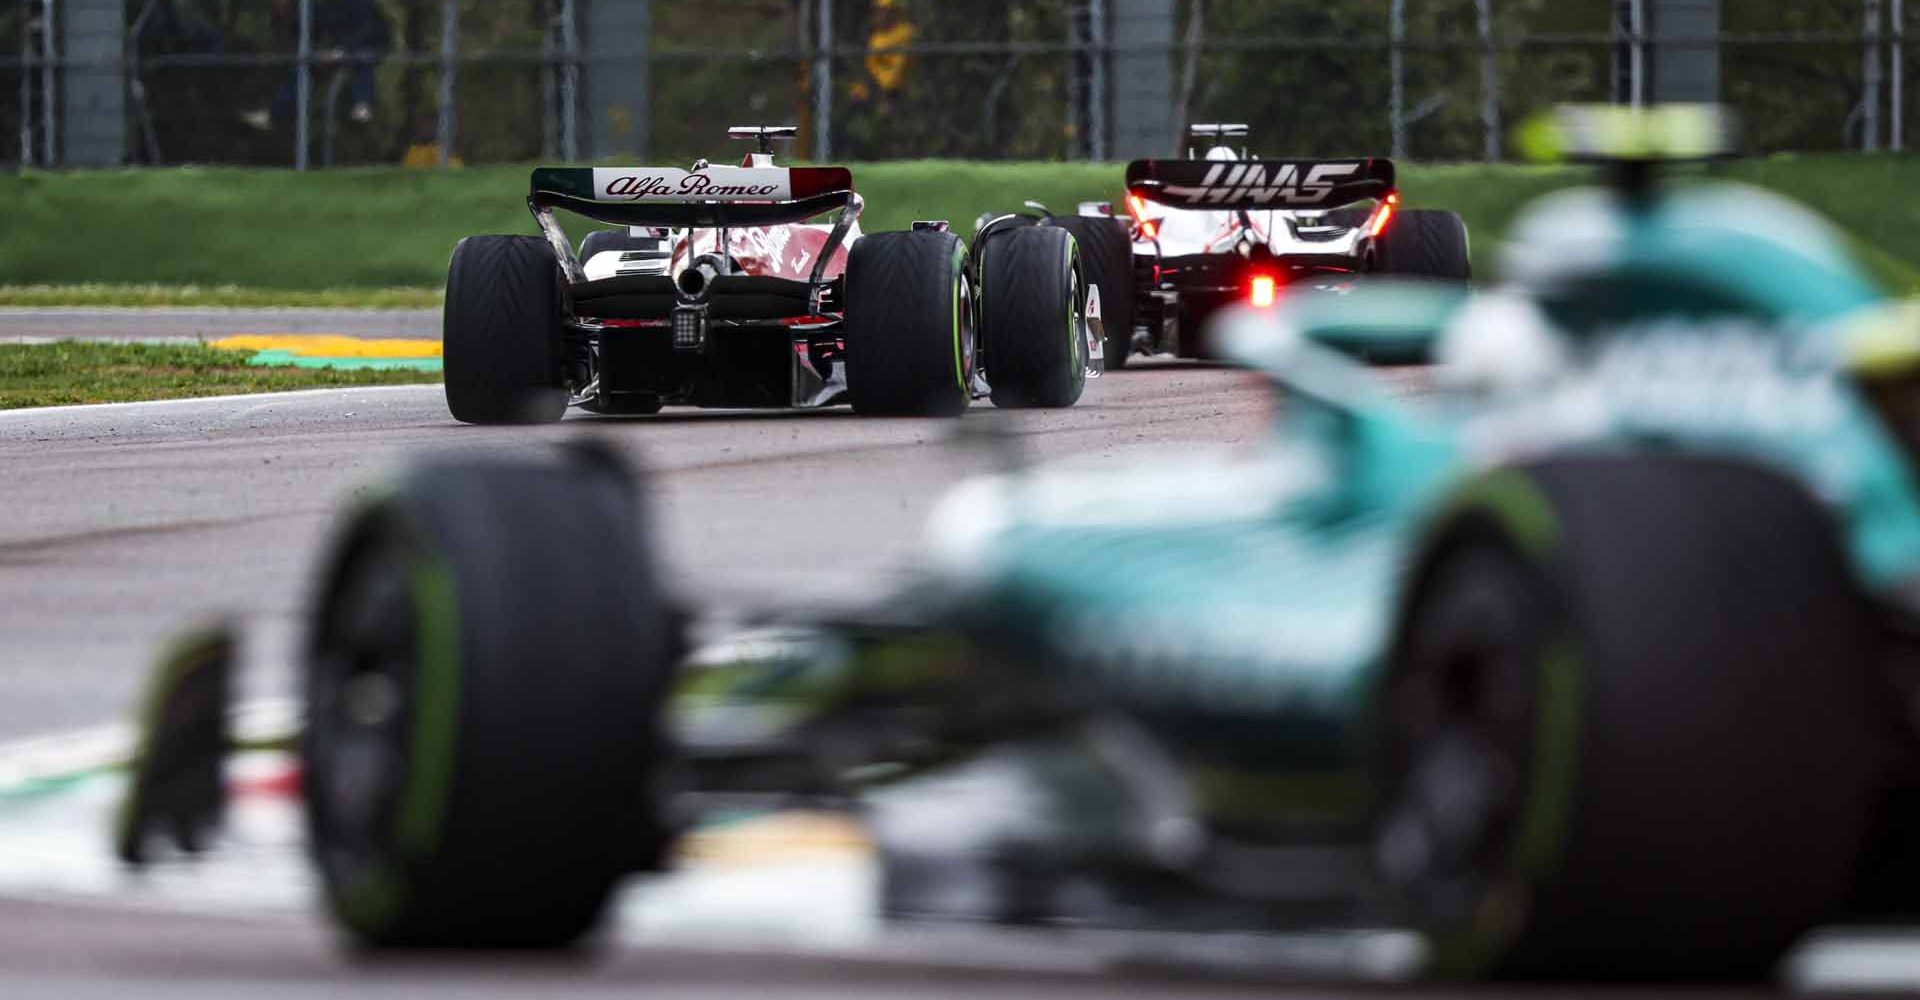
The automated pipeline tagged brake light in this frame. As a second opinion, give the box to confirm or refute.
[1126,193,1162,242]
[1250,274,1277,308]
[1368,192,1399,238]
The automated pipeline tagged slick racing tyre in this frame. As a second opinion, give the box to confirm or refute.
[443,235,569,424]
[981,225,1087,409]
[1047,216,1136,370]
[304,442,679,948]
[1376,209,1471,283]
[1379,456,1881,981]
[844,230,974,416]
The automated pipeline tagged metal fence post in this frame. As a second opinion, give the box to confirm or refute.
[813,0,831,163]
[1867,0,1884,151]
[1629,0,1645,106]
[40,0,52,166]
[1088,0,1106,161]
[18,0,31,167]
[1389,0,1405,159]
[437,0,456,167]
[560,0,578,162]
[1476,0,1500,162]
[1897,0,1906,150]
[295,0,311,170]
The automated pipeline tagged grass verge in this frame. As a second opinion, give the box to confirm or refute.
[0,341,439,409]
[0,156,1914,297]
[0,284,442,309]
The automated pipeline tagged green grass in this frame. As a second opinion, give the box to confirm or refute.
[0,341,439,409]
[0,156,1916,298]
[0,283,442,308]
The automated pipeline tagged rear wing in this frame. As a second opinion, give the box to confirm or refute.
[1125,158,1394,211]
[526,165,861,287]
[529,166,856,228]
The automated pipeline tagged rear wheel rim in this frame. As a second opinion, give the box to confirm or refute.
[959,271,977,389]
[1377,561,1536,926]
[309,534,418,891]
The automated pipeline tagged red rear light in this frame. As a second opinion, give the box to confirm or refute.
[1127,193,1161,241]
[1250,274,1277,308]
[1368,192,1399,238]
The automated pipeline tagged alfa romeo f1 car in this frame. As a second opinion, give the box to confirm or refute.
[989,124,1470,367]
[444,126,1101,423]
[122,107,1920,982]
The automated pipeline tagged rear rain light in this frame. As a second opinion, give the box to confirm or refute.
[1250,275,1277,308]
[672,307,706,350]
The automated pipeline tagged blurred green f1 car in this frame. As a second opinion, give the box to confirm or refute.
[124,107,1920,980]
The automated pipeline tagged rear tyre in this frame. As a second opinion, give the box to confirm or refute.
[1376,209,1471,282]
[1047,216,1135,369]
[981,226,1086,409]
[443,235,569,424]
[1381,457,1881,981]
[844,231,973,417]
[304,443,678,948]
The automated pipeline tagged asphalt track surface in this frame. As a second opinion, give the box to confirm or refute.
[0,353,1892,998]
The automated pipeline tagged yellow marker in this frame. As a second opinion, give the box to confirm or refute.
[209,335,442,359]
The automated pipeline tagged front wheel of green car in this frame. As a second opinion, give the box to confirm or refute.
[981,225,1086,409]
[1379,456,1882,981]
[304,442,678,948]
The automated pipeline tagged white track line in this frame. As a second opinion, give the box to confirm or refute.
[0,383,440,422]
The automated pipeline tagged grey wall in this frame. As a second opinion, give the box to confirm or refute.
[582,0,649,160]
[62,0,125,167]
[1109,0,1174,159]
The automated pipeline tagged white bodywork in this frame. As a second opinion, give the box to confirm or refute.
[1127,146,1377,267]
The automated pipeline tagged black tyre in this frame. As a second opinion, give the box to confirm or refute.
[1380,456,1881,980]
[304,443,677,948]
[1048,216,1135,370]
[981,226,1086,409]
[844,230,973,417]
[1376,209,1471,282]
[443,235,569,425]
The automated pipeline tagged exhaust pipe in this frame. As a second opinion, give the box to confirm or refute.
[677,255,726,301]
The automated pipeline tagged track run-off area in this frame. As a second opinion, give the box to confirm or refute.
[0,340,1912,998]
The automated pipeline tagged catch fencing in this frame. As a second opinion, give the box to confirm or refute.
[0,0,1914,170]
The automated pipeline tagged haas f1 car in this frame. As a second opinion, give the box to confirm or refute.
[992,124,1470,366]
[444,126,1101,424]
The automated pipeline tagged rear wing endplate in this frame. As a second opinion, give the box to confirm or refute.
[1126,158,1394,211]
